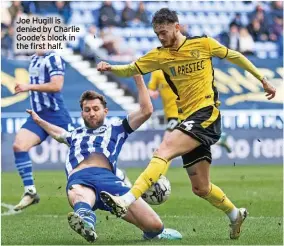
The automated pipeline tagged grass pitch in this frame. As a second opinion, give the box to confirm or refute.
[1,165,283,245]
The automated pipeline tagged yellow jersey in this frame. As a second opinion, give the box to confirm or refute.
[135,36,228,118]
[148,70,178,119]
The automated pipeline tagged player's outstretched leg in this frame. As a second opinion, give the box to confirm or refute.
[186,160,248,239]
[101,130,200,217]
[13,129,41,211]
[123,198,182,240]
[100,156,170,217]
[67,184,97,242]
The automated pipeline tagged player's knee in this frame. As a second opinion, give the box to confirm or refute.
[67,185,85,204]
[13,140,27,152]
[192,185,210,197]
[155,138,175,158]
[68,184,95,206]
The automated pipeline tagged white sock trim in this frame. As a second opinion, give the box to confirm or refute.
[227,207,239,222]
[24,185,36,194]
[121,192,136,205]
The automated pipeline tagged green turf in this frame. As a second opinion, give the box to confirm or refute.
[1,165,283,245]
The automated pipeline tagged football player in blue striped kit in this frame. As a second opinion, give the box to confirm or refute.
[26,75,182,242]
[13,50,75,211]
[13,50,131,211]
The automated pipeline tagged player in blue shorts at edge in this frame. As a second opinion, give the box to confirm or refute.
[25,74,182,242]
[13,49,131,211]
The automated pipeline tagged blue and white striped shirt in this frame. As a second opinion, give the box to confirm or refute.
[29,51,66,112]
[62,118,132,176]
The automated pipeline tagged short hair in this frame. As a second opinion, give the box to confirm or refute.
[79,90,107,109]
[152,8,179,26]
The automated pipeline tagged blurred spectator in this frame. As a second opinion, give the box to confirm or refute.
[180,24,190,36]
[247,18,269,41]
[269,16,283,41]
[1,26,14,58]
[239,27,255,55]
[100,27,135,58]
[249,4,271,29]
[1,7,12,27]
[230,13,244,28]
[21,1,36,14]
[98,1,119,28]
[34,1,57,14]
[134,2,150,25]
[55,1,71,24]
[8,1,23,23]
[121,1,136,27]
[270,1,283,19]
[83,25,108,61]
[219,23,239,50]
[278,34,283,57]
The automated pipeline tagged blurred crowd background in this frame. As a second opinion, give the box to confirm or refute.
[1,1,283,61]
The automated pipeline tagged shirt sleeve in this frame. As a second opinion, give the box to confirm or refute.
[57,130,72,146]
[46,54,65,77]
[148,70,159,90]
[111,63,139,77]
[225,49,264,81]
[206,37,229,59]
[135,48,160,74]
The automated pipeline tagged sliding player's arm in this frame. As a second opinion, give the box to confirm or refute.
[97,49,160,77]
[127,75,153,131]
[207,37,276,100]
[26,109,71,145]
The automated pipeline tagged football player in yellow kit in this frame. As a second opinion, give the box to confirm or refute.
[148,70,232,152]
[97,8,276,239]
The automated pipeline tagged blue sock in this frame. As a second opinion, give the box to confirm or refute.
[14,152,34,188]
[143,225,164,239]
[74,202,96,228]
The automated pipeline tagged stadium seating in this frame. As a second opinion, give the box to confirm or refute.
[67,1,279,59]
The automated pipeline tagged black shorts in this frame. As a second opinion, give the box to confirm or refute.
[166,117,179,131]
[176,106,221,168]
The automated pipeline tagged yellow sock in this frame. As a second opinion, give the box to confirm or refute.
[202,183,235,213]
[131,156,169,199]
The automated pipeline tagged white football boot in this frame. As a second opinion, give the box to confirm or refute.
[143,228,182,240]
[229,208,248,239]
[14,191,40,211]
[100,191,129,217]
[68,212,97,242]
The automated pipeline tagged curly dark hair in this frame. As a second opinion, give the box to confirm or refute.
[152,8,179,26]
[79,90,107,109]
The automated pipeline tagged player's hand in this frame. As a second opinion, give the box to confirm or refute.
[14,83,31,94]
[26,109,41,123]
[261,77,276,100]
[97,61,112,72]
[148,89,159,99]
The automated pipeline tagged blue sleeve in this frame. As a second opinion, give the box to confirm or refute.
[47,54,65,77]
